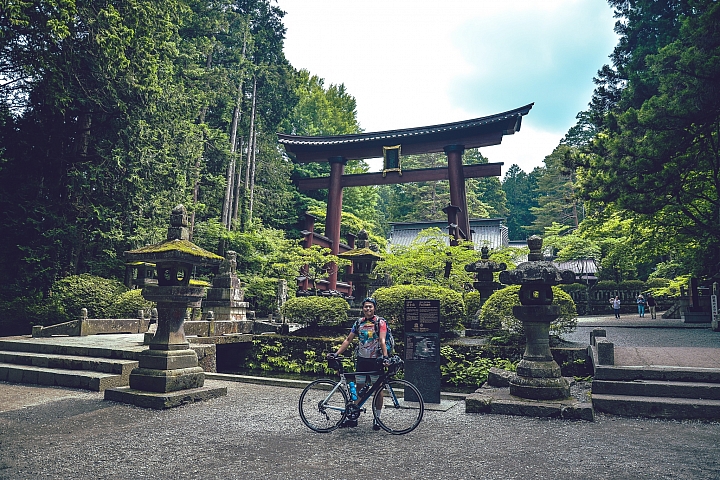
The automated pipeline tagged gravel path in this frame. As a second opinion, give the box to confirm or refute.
[1,380,718,480]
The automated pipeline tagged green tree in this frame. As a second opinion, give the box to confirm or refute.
[502,164,540,240]
[375,228,479,292]
[530,145,583,232]
[579,0,720,276]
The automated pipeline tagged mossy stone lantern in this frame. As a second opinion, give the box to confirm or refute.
[339,229,382,303]
[498,235,575,400]
[123,205,223,393]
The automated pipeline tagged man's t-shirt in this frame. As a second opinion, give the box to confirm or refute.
[351,316,387,359]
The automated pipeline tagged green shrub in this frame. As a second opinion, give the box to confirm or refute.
[50,274,128,321]
[644,277,670,289]
[648,275,690,299]
[440,345,517,387]
[372,285,464,334]
[464,290,481,323]
[618,280,646,291]
[244,276,283,316]
[558,283,587,294]
[478,285,577,335]
[595,280,618,290]
[106,289,154,319]
[0,295,66,335]
[281,296,349,326]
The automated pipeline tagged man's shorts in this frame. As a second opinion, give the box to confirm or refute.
[354,356,382,385]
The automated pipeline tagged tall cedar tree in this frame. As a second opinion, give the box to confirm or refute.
[579,0,720,276]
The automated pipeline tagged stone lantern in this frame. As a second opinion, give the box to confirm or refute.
[498,235,575,400]
[339,229,382,303]
[465,246,506,328]
[105,205,226,408]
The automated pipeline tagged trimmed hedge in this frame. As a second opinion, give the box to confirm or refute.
[372,285,465,334]
[281,296,349,326]
[478,285,577,335]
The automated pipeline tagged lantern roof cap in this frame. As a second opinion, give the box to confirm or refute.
[338,247,383,260]
[124,239,224,266]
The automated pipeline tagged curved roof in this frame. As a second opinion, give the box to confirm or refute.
[278,104,534,163]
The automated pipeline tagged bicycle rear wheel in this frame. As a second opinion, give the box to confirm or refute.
[372,379,424,434]
[299,379,348,433]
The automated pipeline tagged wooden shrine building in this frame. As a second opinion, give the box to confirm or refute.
[278,103,533,293]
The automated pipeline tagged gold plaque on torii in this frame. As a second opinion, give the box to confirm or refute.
[382,145,402,177]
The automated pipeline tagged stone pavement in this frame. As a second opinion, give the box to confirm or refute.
[0,316,719,479]
[1,379,718,479]
[569,314,720,368]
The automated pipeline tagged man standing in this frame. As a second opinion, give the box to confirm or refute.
[646,294,657,319]
[610,296,621,319]
[331,297,389,429]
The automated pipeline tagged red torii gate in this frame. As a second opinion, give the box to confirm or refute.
[278,103,533,292]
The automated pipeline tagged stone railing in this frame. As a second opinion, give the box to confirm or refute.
[32,308,151,337]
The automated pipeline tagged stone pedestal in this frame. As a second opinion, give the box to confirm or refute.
[130,285,207,393]
[104,205,226,409]
[509,304,570,400]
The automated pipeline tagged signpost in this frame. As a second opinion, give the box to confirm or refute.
[404,299,441,403]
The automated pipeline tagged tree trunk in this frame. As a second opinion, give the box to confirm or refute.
[222,34,247,230]
[241,75,257,231]
[190,51,213,240]
[232,137,244,226]
[248,129,258,224]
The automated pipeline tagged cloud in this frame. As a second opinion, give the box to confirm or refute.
[450,1,618,131]
[279,0,618,172]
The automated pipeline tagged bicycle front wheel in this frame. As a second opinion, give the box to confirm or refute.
[372,379,424,434]
[299,379,348,433]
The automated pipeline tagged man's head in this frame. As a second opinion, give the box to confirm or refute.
[362,297,377,317]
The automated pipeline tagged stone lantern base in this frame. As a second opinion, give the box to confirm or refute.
[104,384,227,410]
[129,349,204,392]
[509,305,570,401]
[509,373,570,400]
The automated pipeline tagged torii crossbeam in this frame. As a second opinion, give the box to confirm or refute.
[278,103,533,291]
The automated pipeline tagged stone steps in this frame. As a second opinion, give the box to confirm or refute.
[592,379,720,400]
[594,365,720,383]
[0,350,137,376]
[0,362,130,392]
[0,339,140,392]
[591,394,720,420]
[0,338,141,360]
[589,330,720,420]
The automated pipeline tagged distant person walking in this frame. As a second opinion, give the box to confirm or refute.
[610,296,621,318]
[637,294,646,317]
[646,293,657,319]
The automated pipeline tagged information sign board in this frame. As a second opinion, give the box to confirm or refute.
[403,299,441,403]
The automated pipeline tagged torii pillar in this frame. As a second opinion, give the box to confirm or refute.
[325,156,347,291]
[445,144,470,245]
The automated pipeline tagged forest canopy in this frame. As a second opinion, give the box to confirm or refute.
[0,0,716,307]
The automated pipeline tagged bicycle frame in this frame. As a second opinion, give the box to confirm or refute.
[319,360,402,416]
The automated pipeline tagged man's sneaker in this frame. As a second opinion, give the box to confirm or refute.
[373,419,381,431]
[338,419,358,428]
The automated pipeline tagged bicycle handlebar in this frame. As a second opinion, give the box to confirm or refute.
[326,354,404,376]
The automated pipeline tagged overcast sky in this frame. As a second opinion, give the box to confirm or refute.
[277,0,618,175]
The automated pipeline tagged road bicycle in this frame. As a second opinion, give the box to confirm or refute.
[298,354,424,435]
